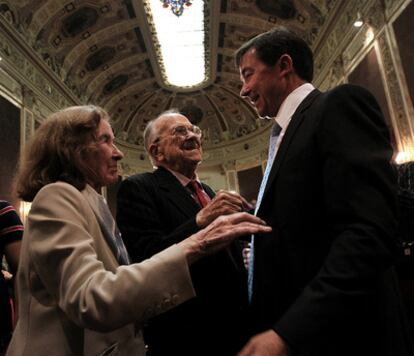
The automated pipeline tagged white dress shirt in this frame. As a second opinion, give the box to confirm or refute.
[271,82,315,162]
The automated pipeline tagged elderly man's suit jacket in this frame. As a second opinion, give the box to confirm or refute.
[117,167,249,355]
[251,84,413,356]
[7,182,194,356]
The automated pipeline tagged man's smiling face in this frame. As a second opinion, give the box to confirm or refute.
[239,48,287,118]
[151,113,202,178]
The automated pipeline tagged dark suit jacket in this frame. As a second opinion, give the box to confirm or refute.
[117,167,248,355]
[251,84,413,356]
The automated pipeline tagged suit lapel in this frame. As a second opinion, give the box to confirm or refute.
[201,183,215,200]
[81,185,124,265]
[155,169,243,271]
[259,89,321,213]
[155,167,201,217]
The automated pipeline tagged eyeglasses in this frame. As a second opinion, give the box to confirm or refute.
[171,125,202,137]
[152,124,202,145]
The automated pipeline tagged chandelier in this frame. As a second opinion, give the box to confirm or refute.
[160,0,192,17]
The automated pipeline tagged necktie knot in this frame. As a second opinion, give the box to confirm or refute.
[271,122,282,137]
[188,180,209,208]
[187,180,200,192]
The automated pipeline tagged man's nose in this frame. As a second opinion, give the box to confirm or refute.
[240,84,250,98]
[187,129,198,138]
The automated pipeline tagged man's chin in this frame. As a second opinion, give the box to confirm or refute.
[181,154,201,164]
[189,157,202,165]
[258,115,274,120]
[255,106,275,120]
[184,150,202,159]
[255,108,273,120]
[255,108,266,119]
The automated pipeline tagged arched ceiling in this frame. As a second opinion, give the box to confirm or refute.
[2,0,340,152]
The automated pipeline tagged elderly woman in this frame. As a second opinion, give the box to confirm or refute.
[7,106,270,356]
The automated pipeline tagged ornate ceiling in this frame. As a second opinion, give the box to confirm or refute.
[1,0,341,164]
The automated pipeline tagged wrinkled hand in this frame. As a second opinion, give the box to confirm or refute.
[238,330,290,356]
[183,212,271,265]
[196,190,252,228]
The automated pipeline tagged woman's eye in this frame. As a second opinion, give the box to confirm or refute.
[99,135,111,144]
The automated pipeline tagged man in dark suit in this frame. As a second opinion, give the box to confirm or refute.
[117,110,251,355]
[236,27,413,356]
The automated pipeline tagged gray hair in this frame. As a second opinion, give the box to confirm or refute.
[143,108,182,152]
[143,109,183,166]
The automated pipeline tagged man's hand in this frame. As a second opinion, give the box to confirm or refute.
[182,212,271,265]
[196,190,252,228]
[238,330,290,356]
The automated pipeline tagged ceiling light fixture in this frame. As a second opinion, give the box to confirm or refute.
[395,150,414,164]
[160,0,192,17]
[149,0,205,87]
[353,12,363,28]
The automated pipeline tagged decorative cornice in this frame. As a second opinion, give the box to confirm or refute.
[0,14,80,109]
[377,29,413,149]
[314,0,377,87]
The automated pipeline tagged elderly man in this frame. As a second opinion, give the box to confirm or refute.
[117,110,251,355]
[236,26,413,356]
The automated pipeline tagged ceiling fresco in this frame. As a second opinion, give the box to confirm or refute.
[1,0,339,151]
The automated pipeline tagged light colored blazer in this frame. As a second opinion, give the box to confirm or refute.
[7,182,195,356]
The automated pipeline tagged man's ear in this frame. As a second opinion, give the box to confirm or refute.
[278,54,294,75]
[149,144,160,161]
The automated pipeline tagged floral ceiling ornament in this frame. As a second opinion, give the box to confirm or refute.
[160,0,192,17]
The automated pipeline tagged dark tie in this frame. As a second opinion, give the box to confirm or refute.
[248,122,282,302]
[187,180,210,207]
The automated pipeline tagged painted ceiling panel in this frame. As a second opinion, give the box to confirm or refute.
[3,0,338,152]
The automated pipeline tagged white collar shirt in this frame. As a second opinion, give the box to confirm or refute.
[163,167,198,187]
[271,83,315,162]
[161,167,211,203]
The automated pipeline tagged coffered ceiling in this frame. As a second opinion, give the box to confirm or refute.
[2,0,340,154]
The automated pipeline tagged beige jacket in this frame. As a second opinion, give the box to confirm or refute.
[7,182,195,356]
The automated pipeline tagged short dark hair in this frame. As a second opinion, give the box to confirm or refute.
[14,105,108,202]
[235,26,314,82]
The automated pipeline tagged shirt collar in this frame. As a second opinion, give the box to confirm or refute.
[161,167,200,187]
[275,83,315,130]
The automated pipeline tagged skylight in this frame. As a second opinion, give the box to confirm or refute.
[148,0,206,88]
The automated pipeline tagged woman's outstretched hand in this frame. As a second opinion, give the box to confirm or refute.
[180,212,271,265]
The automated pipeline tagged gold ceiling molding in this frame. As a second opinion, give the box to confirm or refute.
[2,0,413,171]
[0,14,78,112]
